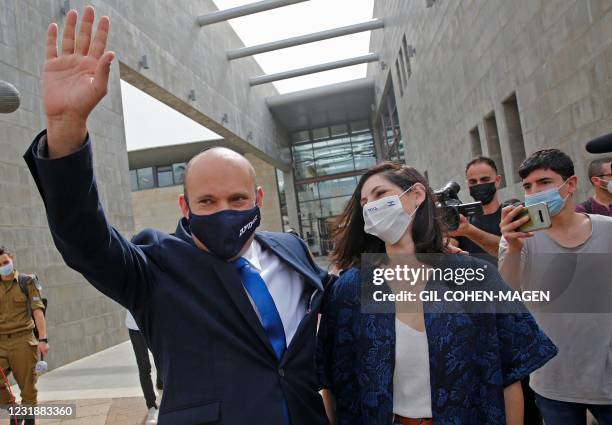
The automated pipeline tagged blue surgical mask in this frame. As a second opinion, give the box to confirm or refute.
[525,179,570,216]
[188,205,261,260]
[0,260,14,277]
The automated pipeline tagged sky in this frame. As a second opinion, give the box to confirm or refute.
[122,0,375,151]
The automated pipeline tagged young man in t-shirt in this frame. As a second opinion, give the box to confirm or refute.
[499,148,612,425]
[449,156,503,265]
[576,157,612,216]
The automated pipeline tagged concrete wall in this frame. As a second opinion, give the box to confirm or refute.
[131,186,184,234]
[1,0,290,369]
[1,0,131,368]
[369,0,612,201]
[245,153,284,233]
[130,157,283,236]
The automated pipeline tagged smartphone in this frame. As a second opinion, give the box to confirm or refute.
[513,202,552,232]
[457,201,484,217]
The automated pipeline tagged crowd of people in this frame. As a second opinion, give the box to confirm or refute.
[1,5,612,425]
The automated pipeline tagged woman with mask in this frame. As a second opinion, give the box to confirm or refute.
[316,162,557,425]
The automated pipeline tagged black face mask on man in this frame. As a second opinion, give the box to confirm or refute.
[469,182,497,205]
[188,205,261,260]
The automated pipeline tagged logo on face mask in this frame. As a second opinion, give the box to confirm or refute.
[363,185,419,245]
[189,205,261,260]
[239,214,259,238]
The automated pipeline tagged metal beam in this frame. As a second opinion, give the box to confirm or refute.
[250,53,379,86]
[227,19,385,60]
[197,0,310,26]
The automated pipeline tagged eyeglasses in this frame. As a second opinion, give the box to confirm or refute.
[596,173,612,178]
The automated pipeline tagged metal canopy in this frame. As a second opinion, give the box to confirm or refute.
[197,0,310,26]
[227,19,385,60]
[267,77,375,132]
[250,53,379,86]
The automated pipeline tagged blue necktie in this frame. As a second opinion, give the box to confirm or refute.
[233,257,290,425]
[232,257,286,359]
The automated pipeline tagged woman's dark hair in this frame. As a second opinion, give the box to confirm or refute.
[332,162,446,270]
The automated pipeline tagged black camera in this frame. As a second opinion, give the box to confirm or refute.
[433,181,483,231]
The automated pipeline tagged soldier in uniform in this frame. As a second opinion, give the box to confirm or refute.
[0,246,48,425]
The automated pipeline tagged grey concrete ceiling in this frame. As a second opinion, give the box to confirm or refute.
[266,77,375,134]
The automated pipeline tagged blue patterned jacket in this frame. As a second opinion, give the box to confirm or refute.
[316,255,557,425]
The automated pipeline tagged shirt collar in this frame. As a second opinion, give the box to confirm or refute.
[242,240,262,272]
[1,270,17,286]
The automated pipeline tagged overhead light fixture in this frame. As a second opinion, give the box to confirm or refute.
[139,55,150,70]
[426,0,436,8]
[188,90,196,101]
[379,61,388,70]
[407,45,416,58]
[221,113,229,124]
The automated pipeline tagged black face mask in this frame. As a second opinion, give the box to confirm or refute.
[188,205,261,260]
[469,182,497,205]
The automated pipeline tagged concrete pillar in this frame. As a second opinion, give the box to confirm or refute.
[283,169,300,233]
[244,153,283,232]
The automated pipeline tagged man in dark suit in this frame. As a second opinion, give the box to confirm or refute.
[24,6,331,425]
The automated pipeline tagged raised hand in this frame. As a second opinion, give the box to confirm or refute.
[42,6,114,158]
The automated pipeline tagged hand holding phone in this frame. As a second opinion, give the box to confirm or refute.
[512,202,552,232]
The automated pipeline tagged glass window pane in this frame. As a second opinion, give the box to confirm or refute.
[137,168,154,190]
[157,166,174,187]
[293,143,314,162]
[295,160,316,180]
[353,136,376,170]
[130,170,138,191]
[318,177,357,199]
[330,124,348,137]
[313,137,355,176]
[297,182,319,202]
[320,195,352,217]
[312,127,330,140]
[173,163,186,185]
[299,200,322,220]
[300,219,322,257]
[291,130,310,143]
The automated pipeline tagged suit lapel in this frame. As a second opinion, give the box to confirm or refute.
[211,259,278,361]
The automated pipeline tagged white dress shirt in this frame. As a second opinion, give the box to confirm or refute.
[125,310,139,331]
[241,239,310,345]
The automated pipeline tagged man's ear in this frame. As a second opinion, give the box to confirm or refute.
[591,175,600,187]
[256,187,265,208]
[179,194,190,219]
[567,175,579,194]
[495,174,502,188]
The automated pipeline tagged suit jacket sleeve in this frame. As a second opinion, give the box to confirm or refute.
[23,130,157,310]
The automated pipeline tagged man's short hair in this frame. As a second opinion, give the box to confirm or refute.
[587,157,612,181]
[518,148,575,181]
[465,156,498,174]
[0,246,12,257]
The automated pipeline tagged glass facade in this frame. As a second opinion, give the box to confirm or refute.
[290,121,377,257]
[377,80,405,163]
[130,162,186,191]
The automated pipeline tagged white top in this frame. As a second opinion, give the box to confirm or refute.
[125,310,139,331]
[241,240,309,345]
[393,318,433,418]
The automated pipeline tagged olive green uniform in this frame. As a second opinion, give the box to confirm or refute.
[0,271,45,406]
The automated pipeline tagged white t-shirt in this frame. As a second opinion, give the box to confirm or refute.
[392,318,432,418]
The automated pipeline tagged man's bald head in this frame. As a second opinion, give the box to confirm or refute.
[183,147,257,202]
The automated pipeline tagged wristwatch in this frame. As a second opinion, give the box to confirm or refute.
[39,338,48,343]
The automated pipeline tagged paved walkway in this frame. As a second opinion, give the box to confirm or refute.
[7,342,157,425]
